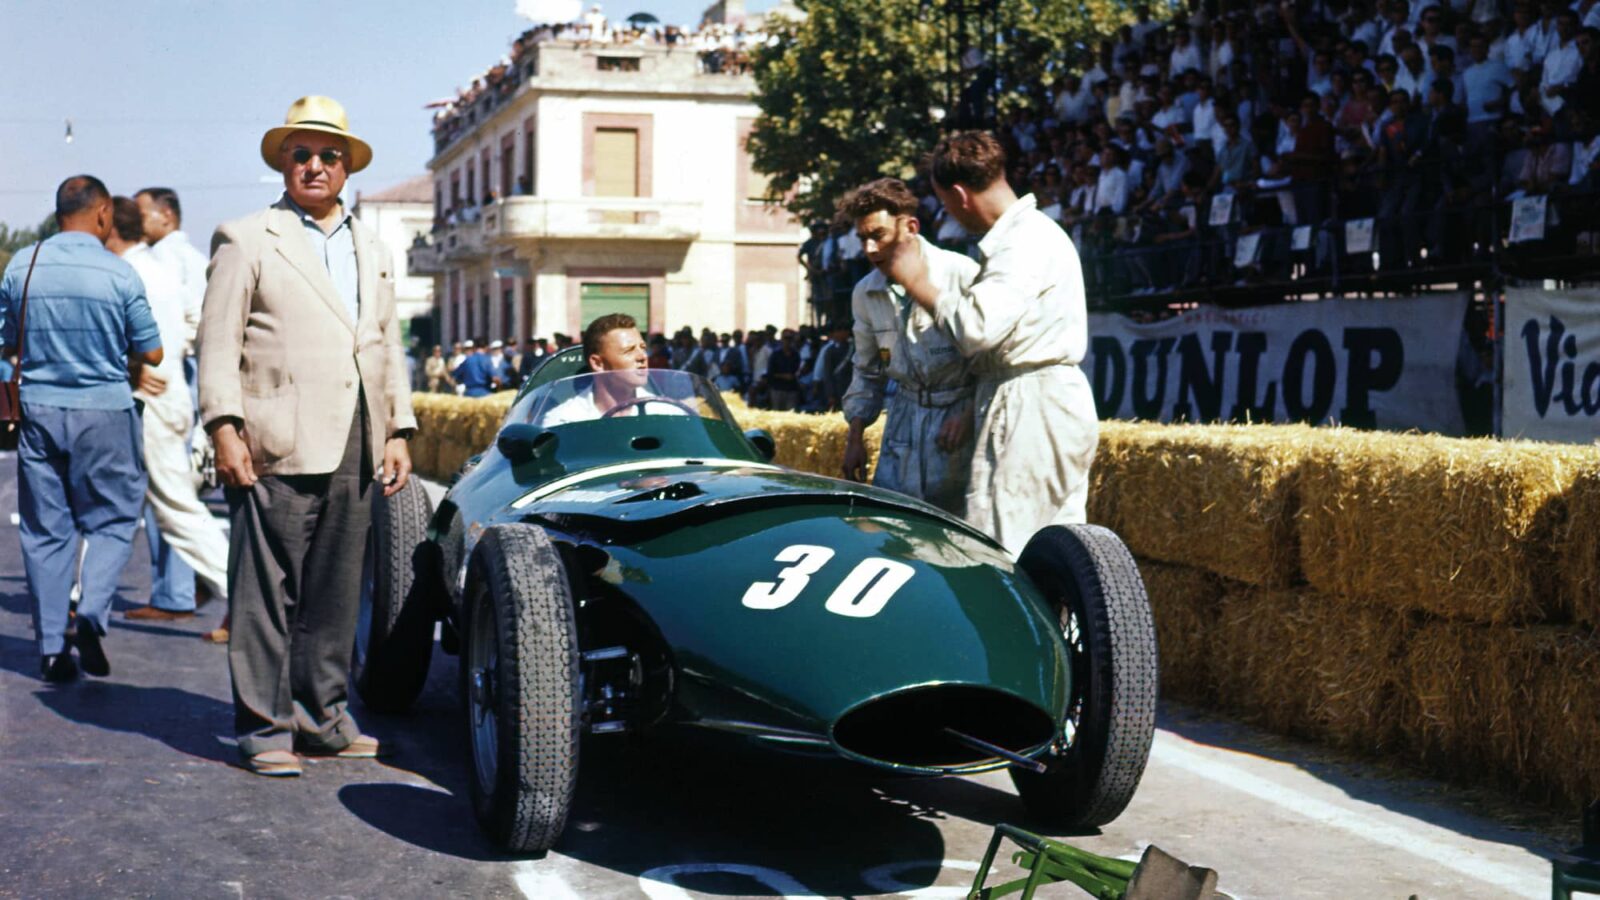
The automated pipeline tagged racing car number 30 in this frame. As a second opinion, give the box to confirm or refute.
[741,544,915,618]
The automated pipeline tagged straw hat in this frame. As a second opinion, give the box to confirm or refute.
[260,95,373,173]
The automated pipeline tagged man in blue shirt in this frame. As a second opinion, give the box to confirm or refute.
[453,342,495,397]
[0,176,163,682]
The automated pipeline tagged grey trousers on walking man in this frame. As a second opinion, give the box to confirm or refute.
[227,404,370,757]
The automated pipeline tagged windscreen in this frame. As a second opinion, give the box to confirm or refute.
[503,370,737,430]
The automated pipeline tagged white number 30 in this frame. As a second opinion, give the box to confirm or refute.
[741,544,914,619]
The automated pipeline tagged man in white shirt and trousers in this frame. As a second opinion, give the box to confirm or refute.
[104,197,230,620]
[839,178,979,516]
[884,131,1099,557]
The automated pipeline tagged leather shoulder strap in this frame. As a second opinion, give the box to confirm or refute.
[10,240,43,388]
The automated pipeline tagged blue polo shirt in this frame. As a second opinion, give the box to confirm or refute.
[0,232,162,410]
[454,351,495,397]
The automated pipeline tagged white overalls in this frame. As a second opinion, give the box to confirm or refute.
[933,195,1100,557]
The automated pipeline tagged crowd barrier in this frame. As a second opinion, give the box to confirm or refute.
[409,390,1600,809]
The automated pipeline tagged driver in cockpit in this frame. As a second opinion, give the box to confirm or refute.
[540,312,690,426]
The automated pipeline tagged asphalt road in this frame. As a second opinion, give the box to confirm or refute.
[0,459,1570,899]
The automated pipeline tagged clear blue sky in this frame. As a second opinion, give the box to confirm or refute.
[1,0,769,242]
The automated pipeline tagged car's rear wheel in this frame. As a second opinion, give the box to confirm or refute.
[354,478,438,713]
[1010,524,1158,830]
[464,524,580,853]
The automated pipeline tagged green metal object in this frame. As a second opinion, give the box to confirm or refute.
[969,824,1137,900]
[1552,801,1600,900]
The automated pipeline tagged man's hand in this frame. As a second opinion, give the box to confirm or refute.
[379,436,412,497]
[936,409,972,452]
[881,235,938,311]
[210,422,257,489]
[841,433,869,482]
[133,365,169,397]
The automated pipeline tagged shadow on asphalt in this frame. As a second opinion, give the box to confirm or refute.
[0,631,236,765]
[335,643,1059,894]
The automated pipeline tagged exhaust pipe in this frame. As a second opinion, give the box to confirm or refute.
[832,684,1058,774]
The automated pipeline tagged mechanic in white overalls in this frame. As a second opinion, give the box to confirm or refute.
[884,132,1099,557]
[839,178,980,516]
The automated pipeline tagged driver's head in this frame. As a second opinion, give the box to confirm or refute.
[582,312,649,387]
[840,177,921,275]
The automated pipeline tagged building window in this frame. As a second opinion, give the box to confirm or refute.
[593,128,639,198]
[579,283,649,330]
[596,56,641,72]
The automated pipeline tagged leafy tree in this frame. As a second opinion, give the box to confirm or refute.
[748,0,1140,223]
[0,215,57,273]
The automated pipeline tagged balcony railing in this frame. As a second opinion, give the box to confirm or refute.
[485,196,701,243]
[440,219,487,261]
[407,241,446,276]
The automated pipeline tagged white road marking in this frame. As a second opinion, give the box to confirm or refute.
[1152,733,1545,899]
[511,864,584,900]
[638,863,825,899]
[8,513,17,525]
[860,858,980,898]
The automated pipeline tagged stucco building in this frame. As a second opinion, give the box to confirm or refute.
[410,33,803,346]
[353,175,436,338]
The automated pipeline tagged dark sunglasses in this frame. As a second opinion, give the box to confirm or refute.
[290,147,344,166]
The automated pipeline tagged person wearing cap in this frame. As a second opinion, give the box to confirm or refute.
[199,96,415,776]
[453,339,495,397]
[838,178,978,516]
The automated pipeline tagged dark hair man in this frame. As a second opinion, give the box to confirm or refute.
[837,177,979,516]
[1,176,164,681]
[199,96,415,776]
[104,198,231,625]
[881,131,1098,557]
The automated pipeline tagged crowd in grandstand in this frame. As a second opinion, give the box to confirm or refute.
[918,0,1600,298]
[418,323,857,413]
[430,8,771,150]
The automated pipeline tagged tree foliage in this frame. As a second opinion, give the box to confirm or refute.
[0,216,58,273]
[748,0,1138,223]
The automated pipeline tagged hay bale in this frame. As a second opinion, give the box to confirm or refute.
[1211,584,1412,754]
[728,396,884,478]
[1092,421,1311,588]
[1404,622,1600,807]
[1559,465,1600,627]
[1298,431,1598,623]
[1137,559,1222,705]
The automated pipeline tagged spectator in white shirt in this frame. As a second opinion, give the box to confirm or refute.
[1170,27,1203,75]
[1539,10,1583,114]
[1094,146,1131,214]
[1053,74,1096,125]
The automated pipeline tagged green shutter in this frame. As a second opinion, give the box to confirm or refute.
[579,283,650,331]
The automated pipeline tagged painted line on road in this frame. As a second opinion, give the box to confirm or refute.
[1152,734,1544,899]
[512,863,584,900]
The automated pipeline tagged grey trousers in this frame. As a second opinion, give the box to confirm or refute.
[227,405,370,757]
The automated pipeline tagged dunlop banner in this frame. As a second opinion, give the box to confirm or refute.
[1504,286,1600,443]
[1086,295,1468,434]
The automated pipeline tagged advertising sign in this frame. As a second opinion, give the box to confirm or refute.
[1086,295,1468,434]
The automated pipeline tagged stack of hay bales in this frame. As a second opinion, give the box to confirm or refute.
[1115,423,1600,810]
[407,389,1600,808]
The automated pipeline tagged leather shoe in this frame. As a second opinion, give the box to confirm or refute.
[74,626,110,677]
[40,653,77,683]
[124,606,195,622]
[301,734,389,759]
[244,750,303,777]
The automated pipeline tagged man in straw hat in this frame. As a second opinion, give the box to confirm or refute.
[199,96,415,776]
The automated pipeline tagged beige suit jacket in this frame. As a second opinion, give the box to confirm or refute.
[198,198,417,476]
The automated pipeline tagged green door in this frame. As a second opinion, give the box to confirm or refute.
[579,283,649,331]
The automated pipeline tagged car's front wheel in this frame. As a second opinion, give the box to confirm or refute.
[354,478,438,713]
[463,524,580,853]
[1010,524,1158,830]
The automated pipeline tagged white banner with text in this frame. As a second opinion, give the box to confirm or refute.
[1503,286,1600,443]
[1086,295,1467,434]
